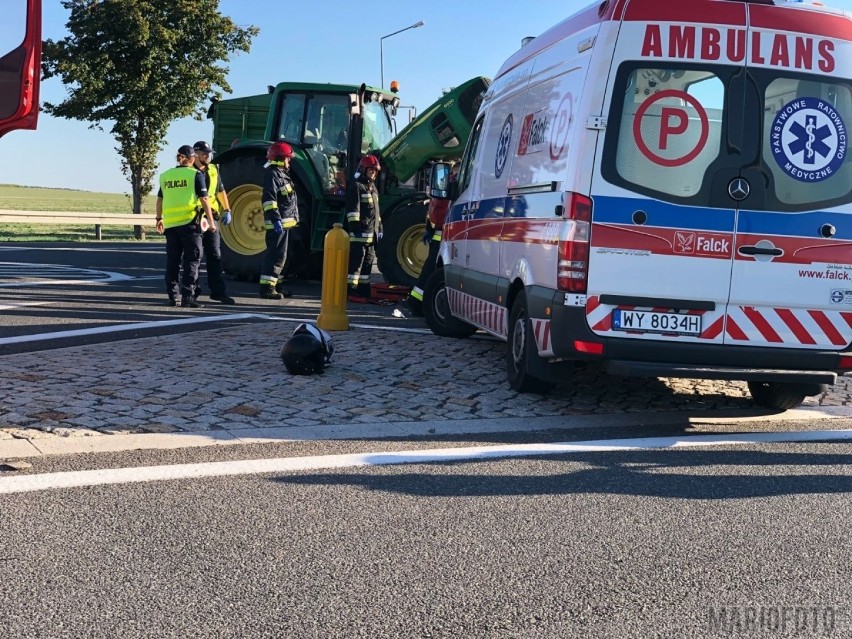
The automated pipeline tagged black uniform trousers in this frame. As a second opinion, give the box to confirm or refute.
[199,227,227,297]
[165,222,203,301]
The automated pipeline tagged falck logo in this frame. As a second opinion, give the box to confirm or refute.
[674,231,696,254]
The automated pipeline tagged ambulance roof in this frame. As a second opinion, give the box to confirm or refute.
[494,0,849,82]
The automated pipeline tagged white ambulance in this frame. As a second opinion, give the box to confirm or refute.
[423,0,852,409]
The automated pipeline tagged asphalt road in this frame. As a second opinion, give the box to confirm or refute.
[0,240,850,638]
[0,241,418,352]
[1,433,850,639]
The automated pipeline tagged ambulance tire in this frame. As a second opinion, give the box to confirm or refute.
[423,268,477,338]
[746,381,807,410]
[507,291,556,395]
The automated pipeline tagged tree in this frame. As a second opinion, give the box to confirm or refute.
[42,0,258,237]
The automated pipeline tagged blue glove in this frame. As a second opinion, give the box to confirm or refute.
[272,220,283,235]
[421,229,432,245]
[221,210,232,225]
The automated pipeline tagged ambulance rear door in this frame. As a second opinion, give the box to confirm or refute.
[726,3,852,352]
[587,2,750,346]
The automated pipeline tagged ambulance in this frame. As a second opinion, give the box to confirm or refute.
[423,0,852,409]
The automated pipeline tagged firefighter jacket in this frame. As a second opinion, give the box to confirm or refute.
[345,174,381,243]
[262,163,299,230]
[425,197,450,241]
[160,166,204,229]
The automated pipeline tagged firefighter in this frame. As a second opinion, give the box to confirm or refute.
[192,140,235,305]
[259,141,299,300]
[155,145,216,308]
[345,154,382,302]
[407,196,450,316]
[408,162,457,315]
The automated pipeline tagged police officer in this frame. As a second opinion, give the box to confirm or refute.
[155,145,216,308]
[192,140,235,305]
[345,154,382,302]
[259,141,299,300]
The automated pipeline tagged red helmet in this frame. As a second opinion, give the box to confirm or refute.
[267,141,294,162]
[358,154,381,171]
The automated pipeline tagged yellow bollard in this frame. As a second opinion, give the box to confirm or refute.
[317,223,350,331]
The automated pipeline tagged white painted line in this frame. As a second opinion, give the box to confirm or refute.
[0,263,134,286]
[0,313,264,345]
[0,311,475,347]
[1,429,850,494]
[0,301,51,311]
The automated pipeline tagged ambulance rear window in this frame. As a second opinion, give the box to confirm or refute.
[609,67,724,199]
[762,77,852,207]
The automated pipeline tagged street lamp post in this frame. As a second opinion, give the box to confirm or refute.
[380,20,425,89]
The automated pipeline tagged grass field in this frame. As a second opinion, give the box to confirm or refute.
[0,184,163,241]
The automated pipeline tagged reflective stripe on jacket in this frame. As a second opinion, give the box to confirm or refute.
[262,165,298,226]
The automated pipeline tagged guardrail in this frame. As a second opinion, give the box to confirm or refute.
[0,209,158,240]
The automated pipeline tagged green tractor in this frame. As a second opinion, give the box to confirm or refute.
[208,76,490,286]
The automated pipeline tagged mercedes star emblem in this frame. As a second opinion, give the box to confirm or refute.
[728,178,750,201]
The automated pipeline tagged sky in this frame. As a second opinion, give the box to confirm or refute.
[2,0,852,196]
[0,0,576,195]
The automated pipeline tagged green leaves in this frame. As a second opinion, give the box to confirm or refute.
[42,0,258,210]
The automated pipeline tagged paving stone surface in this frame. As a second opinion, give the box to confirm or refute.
[0,322,849,443]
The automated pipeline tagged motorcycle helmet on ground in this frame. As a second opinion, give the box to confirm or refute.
[280,323,335,375]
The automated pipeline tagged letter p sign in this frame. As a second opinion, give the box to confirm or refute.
[659,107,688,150]
[633,89,710,167]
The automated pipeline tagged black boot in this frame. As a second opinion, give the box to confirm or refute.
[274,280,293,298]
[260,284,283,300]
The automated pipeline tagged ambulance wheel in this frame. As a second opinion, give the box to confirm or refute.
[423,268,476,338]
[747,381,807,410]
[507,291,555,395]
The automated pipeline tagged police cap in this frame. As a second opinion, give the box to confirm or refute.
[177,144,196,157]
[193,140,213,154]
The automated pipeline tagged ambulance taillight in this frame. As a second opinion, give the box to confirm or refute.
[557,193,592,293]
[839,355,852,370]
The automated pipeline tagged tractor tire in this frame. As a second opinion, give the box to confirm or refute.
[376,196,429,287]
[423,267,477,339]
[507,290,556,395]
[218,154,267,281]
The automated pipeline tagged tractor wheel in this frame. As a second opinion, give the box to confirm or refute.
[218,154,267,281]
[376,196,429,287]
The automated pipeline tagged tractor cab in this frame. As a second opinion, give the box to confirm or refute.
[270,85,397,198]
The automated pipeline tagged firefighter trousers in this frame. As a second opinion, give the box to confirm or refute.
[348,237,375,297]
[259,228,290,288]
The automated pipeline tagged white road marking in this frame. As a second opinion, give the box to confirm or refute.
[0,262,133,286]
[0,313,264,345]
[1,429,850,494]
[0,300,50,311]
[0,313,448,346]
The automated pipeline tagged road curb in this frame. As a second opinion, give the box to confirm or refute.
[2,407,850,460]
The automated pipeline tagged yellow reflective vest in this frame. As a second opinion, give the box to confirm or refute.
[160,166,200,229]
[207,163,221,213]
